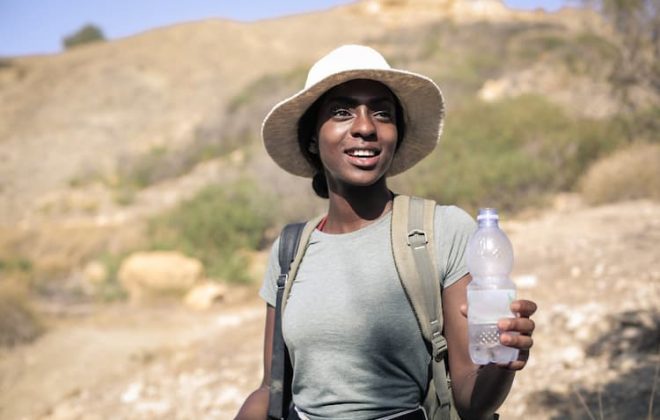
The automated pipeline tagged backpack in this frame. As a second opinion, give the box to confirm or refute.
[269,195,460,420]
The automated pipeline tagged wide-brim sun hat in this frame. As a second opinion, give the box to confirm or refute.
[262,44,445,177]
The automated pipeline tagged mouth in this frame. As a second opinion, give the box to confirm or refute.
[344,147,381,168]
[345,148,381,158]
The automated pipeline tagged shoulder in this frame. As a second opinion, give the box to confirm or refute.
[432,205,476,256]
[266,235,282,268]
[433,205,476,234]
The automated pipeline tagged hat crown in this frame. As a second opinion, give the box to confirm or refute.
[304,45,392,89]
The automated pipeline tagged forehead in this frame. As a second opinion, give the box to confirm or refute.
[320,79,396,104]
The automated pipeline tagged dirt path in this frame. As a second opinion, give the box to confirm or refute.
[0,298,266,420]
[1,197,658,419]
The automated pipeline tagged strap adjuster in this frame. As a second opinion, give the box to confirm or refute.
[407,229,428,248]
[276,273,288,288]
[431,334,448,362]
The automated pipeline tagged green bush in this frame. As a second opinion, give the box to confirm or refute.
[395,95,624,214]
[63,24,106,50]
[94,252,129,302]
[148,179,274,283]
[0,257,33,274]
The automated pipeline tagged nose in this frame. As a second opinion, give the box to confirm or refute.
[350,106,376,140]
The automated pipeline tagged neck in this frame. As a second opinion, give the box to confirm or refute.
[323,178,393,234]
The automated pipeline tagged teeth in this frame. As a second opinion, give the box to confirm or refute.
[349,149,376,157]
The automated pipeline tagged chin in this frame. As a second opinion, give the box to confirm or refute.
[344,172,388,188]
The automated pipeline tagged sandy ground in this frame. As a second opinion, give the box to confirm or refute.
[0,197,658,420]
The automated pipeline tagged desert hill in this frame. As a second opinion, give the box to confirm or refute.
[0,0,607,227]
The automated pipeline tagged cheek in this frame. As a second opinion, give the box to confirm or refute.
[317,124,347,155]
[318,121,348,141]
[384,127,399,151]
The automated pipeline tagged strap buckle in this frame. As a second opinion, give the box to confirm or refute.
[276,273,288,288]
[407,229,428,249]
[431,331,448,362]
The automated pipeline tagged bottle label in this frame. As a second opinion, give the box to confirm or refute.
[468,289,516,324]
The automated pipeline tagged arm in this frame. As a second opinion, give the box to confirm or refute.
[235,304,275,420]
[443,274,536,419]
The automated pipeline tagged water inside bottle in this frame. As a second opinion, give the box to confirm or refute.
[469,323,519,364]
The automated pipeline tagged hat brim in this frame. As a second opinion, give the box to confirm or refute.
[262,68,444,178]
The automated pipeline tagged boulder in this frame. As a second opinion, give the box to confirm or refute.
[82,260,108,285]
[118,251,204,303]
[183,282,227,311]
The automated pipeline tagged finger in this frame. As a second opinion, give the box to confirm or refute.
[498,317,536,336]
[497,349,530,371]
[511,299,538,317]
[500,332,534,350]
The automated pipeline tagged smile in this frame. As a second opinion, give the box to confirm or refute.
[345,148,380,158]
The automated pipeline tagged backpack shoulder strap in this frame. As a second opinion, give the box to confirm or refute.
[268,222,305,420]
[391,195,456,419]
[268,215,324,419]
[281,214,324,314]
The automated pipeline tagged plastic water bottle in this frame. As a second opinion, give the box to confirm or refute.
[467,208,519,365]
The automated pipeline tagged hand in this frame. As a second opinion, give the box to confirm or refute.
[460,299,537,371]
[496,299,537,370]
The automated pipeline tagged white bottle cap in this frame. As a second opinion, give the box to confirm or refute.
[477,208,499,226]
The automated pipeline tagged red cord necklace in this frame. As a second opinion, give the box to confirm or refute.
[317,216,328,232]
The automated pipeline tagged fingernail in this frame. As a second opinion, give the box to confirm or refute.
[498,320,511,330]
[501,334,511,345]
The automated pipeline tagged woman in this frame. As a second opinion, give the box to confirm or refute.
[237,45,536,420]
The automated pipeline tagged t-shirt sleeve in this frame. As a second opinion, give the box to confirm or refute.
[259,236,281,307]
[435,205,477,288]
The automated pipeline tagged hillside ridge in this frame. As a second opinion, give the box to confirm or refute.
[0,1,603,227]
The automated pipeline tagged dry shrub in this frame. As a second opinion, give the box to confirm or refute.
[579,143,660,205]
[0,284,44,347]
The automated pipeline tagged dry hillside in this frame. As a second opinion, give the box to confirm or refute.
[0,0,604,227]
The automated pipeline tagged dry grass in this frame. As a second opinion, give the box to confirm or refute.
[0,283,44,348]
[579,142,660,205]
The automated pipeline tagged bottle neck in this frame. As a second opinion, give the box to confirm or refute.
[478,219,499,228]
[476,208,499,228]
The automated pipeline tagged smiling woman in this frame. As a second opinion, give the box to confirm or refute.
[236,44,538,420]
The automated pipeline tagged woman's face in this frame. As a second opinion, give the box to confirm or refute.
[315,79,399,191]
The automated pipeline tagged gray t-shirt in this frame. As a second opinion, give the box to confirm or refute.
[260,205,476,420]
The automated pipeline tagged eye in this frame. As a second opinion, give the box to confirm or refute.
[373,110,393,122]
[330,106,352,119]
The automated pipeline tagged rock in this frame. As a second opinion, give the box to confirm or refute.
[121,382,143,404]
[566,311,586,332]
[570,266,582,278]
[183,282,227,311]
[118,251,204,303]
[82,260,107,285]
[559,345,585,368]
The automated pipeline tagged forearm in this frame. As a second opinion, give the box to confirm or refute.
[236,305,276,419]
[235,385,270,420]
[453,364,515,419]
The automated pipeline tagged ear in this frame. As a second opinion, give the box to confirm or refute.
[308,137,319,154]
